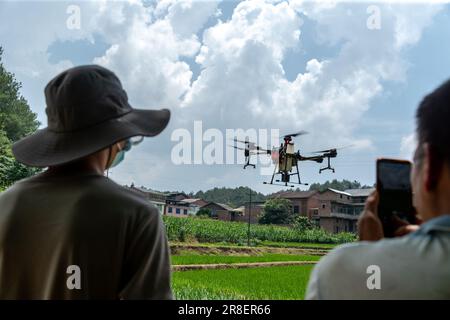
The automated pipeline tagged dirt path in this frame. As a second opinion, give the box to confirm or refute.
[170,243,329,256]
[172,260,318,271]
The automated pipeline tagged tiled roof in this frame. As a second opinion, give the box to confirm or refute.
[344,188,375,197]
[180,198,202,203]
[326,188,352,196]
[272,190,317,199]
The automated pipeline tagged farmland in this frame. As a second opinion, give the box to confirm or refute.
[163,216,356,245]
[172,265,315,300]
[165,216,352,300]
[169,242,329,299]
[171,253,321,265]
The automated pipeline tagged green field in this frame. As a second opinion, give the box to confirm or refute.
[172,265,314,300]
[164,216,356,245]
[166,217,341,300]
[171,253,321,265]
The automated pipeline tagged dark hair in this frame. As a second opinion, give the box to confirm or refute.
[416,79,450,163]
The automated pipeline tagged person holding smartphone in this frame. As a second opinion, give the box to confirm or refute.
[306,79,450,299]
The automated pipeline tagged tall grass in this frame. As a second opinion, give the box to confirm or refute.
[163,216,356,244]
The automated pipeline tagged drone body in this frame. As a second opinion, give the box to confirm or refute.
[231,131,346,187]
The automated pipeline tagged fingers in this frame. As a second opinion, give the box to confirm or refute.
[393,225,420,237]
[364,191,379,212]
[358,191,384,241]
[358,214,384,241]
[391,215,410,227]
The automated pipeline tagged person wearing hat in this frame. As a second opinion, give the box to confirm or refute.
[0,65,173,299]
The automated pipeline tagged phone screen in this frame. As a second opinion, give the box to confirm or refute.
[376,159,415,237]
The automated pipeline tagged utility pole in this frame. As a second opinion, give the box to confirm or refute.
[247,188,252,246]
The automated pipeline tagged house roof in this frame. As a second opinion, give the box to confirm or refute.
[180,198,208,206]
[241,200,266,206]
[127,185,166,197]
[344,188,375,197]
[272,190,317,199]
[180,198,202,203]
[217,203,237,211]
[203,202,238,211]
[325,188,352,196]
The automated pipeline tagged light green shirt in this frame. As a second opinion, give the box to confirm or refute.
[306,215,450,299]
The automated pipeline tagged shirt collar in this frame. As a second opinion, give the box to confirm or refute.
[419,214,450,234]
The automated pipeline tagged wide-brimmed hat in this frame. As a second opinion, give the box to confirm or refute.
[12,65,170,167]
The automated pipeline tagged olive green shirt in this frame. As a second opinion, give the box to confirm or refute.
[0,172,173,299]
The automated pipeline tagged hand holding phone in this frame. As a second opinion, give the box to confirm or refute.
[376,159,417,237]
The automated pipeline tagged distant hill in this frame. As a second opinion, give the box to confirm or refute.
[142,179,371,207]
[308,179,373,192]
[193,187,266,208]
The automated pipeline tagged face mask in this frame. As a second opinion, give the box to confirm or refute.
[109,136,144,168]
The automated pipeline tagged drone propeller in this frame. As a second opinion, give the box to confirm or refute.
[232,137,254,146]
[311,148,336,154]
[228,144,270,154]
[229,145,245,150]
[283,130,308,138]
[254,150,271,155]
[254,146,271,153]
[230,138,271,152]
[310,144,354,154]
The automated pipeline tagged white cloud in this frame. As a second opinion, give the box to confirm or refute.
[91,1,205,108]
[180,0,442,154]
[0,0,444,191]
[163,0,219,37]
[394,5,441,48]
[400,133,417,160]
[181,0,302,125]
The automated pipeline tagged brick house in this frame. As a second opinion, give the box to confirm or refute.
[201,202,240,221]
[273,190,320,219]
[313,188,356,233]
[234,201,265,224]
[274,188,374,233]
[179,198,209,215]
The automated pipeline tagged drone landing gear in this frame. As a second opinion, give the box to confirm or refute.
[243,158,256,169]
[264,161,309,187]
[319,157,335,174]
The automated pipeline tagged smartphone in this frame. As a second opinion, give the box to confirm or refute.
[376,158,415,237]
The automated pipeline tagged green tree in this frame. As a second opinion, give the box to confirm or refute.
[0,48,39,141]
[293,216,316,231]
[0,47,40,189]
[308,179,371,192]
[196,208,212,218]
[0,129,14,190]
[193,186,266,208]
[259,198,294,225]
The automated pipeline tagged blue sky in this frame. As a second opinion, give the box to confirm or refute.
[1,0,449,194]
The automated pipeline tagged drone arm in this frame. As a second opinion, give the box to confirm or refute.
[296,153,325,163]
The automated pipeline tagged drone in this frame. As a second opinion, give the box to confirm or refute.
[231,131,350,187]
[230,138,272,169]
